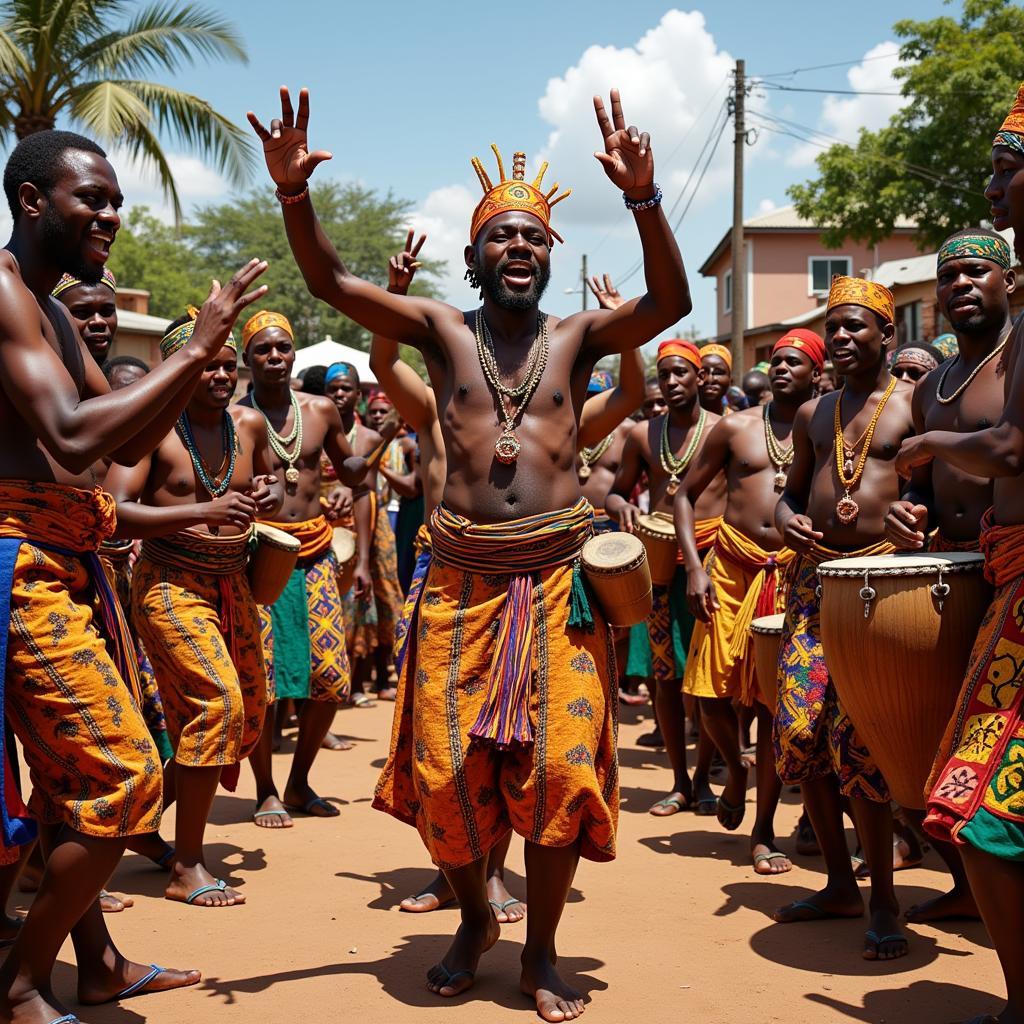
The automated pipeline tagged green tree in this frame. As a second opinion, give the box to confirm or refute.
[788,0,1024,250]
[0,0,252,221]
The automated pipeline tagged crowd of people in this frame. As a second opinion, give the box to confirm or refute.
[0,76,1021,1024]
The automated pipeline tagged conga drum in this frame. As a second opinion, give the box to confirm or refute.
[581,532,652,627]
[750,613,785,711]
[248,524,300,605]
[331,526,357,595]
[635,512,678,586]
[817,552,988,808]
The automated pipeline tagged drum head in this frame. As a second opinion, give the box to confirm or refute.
[817,551,983,577]
[750,613,785,636]
[331,526,356,562]
[255,523,301,551]
[636,512,676,538]
[582,532,644,570]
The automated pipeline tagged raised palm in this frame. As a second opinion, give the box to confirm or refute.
[247,87,332,191]
[593,89,654,196]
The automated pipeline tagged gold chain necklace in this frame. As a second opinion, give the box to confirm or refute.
[660,407,706,496]
[579,432,615,480]
[474,308,549,464]
[935,335,1008,405]
[832,376,898,524]
[252,390,303,486]
[763,403,793,490]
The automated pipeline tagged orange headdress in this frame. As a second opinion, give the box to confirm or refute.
[994,81,1024,154]
[826,274,894,324]
[656,339,701,370]
[242,310,293,350]
[470,145,571,244]
[700,343,732,369]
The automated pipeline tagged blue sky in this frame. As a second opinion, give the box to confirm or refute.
[115,0,945,339]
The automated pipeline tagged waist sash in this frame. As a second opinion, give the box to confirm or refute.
[262,514,333,564]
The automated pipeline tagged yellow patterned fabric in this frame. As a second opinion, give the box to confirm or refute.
[700,343,732,368]
[996,81,1024,140]
[242,310,293,349]
[827,275,895,324]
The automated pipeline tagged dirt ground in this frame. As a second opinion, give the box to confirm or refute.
[33,699,1003,1024]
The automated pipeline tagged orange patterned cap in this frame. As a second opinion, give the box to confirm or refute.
[242,310,293,349]
[470,145,571,244]
[995,81,1024,142]
[700,343,732,369]
[826,274,894,324]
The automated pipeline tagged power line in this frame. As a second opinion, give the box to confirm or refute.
[757,82,992,98]
[753,51,900,80]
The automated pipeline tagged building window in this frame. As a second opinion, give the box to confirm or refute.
[897,301,922,346]
[808,256,852,297]
[723,269,732,314]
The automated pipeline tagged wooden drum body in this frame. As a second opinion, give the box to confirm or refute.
[817,552,988,809]
[331,526,358,595]
[635,512,679,586]
[750,613,785,711]
[248,524,301,606]
[581,532,653,627]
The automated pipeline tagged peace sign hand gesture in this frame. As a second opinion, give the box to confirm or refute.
[387,231,426,296]
[593,89,654,199]
[247,87,333,193]
[587,273,625,312]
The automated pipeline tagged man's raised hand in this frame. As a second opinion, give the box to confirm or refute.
[588,273,625,312]
[247,87,333,193]
[388,230,426,296]
[190,258,269,360]
[593,89,654,198]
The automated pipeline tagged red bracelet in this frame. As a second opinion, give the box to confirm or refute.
[275,184,309,205]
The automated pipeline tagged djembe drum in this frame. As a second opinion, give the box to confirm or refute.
[248,524,301,605]
[750,613,786,711]
[635,512,678,586]
[581,532,652,627]
[816,552,987,808]
[331,526,357,595]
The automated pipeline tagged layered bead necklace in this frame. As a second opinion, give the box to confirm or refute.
[578,433,615,480]
[763,403,794,490]
[935,332,1009,405]
[177,410,237,498]
[252,390,304,486]
[660,407,706,496]
[474,308,549,464]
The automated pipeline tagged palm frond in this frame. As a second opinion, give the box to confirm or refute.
[0,27,31,78]
[116,116,183,223]
[67,78,151,138]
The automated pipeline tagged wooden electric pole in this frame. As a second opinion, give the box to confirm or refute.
[730,59,746,373]
[581,253,588,311]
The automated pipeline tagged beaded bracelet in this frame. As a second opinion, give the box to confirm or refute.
[275,184,309,205]
[623,183,662,212]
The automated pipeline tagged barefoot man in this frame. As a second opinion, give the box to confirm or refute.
[885,226,1015,925]
[250,84,690,1021]
[240,309,368,827]
[0,129,264,1020]
[773,275,915,961]
[108,313,282,908]
[677,328,823,873]
[897,86,1024,1024]
[606,339,725,817]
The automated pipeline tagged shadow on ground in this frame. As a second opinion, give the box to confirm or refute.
[802,978,1003,1022]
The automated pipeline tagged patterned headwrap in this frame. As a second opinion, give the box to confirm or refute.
[367,389,393,409]
[587,369,614,394]
[51,268,116,299]
[932,332,959,360]
[470,145,571,243]
[773,328,826,369]
[892,345,940,373]
[700,343,732,369]
[242,310,294,349]
[937,232,1012,270]
[160,305,237,361]
[324,361,357,387]
[993,81,1024,156]
[826,274,895,324]
[656,339,701,370]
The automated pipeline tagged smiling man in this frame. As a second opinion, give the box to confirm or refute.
[51,266,118,364]
[699,342,732,414]
[250,84,690,1022]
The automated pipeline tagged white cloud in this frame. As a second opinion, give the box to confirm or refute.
[758,197,778,214]
[408,184,478,308]
[110,148,231,221]
[787,41,908,167]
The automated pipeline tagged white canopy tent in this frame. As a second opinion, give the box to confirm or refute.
[292,336,376,385]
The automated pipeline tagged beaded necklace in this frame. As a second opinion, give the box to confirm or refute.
[660,407,706,496]
[763,403,794,490]
[177,410,237,498]
[832,375,897,525]
[579,432,615,480]
[935,334,1008,405]
[252,390,304,486]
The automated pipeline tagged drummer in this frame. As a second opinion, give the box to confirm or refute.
[897,86,1024,1024]
[606,339,726,816]
[773,275,915,961]
[239,310,369,828]
[106,314,282,908]
[885,227,1015,923]
[676,328,823,874]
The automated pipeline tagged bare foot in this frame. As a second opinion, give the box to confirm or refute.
[78,957,201,1005]
[165,861,245,908]
[649,791,691,816]
[863,906,908,961]
[521,957,586,1022]
[425,913,500,998]
[253,794,293,829]
[773,883,863,923]
[487,873,526,923]
[906,885,979,923]
[752,843,792,875]
[99,890,134,912]
[283,782,340,817]
[401,872,454,912]
[321,731,354,751]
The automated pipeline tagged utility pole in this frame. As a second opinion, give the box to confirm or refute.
[729,59,746,373]
[581,253,588,311]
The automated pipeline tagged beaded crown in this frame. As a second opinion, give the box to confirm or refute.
[161,305,237,360]
[51,268,116,299]
[470,145,570,244]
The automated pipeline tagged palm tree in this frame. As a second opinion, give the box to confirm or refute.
[0,0,253,221]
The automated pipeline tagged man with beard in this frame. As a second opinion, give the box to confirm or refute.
[699,342,732,414]
[886,228,1014,925]
[107,316,281,909]
[774,276,915,962]
[677,329,824,874]
[896,87,1024,1024]
[239,310,367,828]
[606,340,726,818]
[250,85,689,1021]
[0,128,267,1022]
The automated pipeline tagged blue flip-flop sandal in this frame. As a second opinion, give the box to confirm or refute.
[184,879,229,905]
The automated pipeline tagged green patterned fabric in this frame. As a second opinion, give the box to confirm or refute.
[937,232,1011,270]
